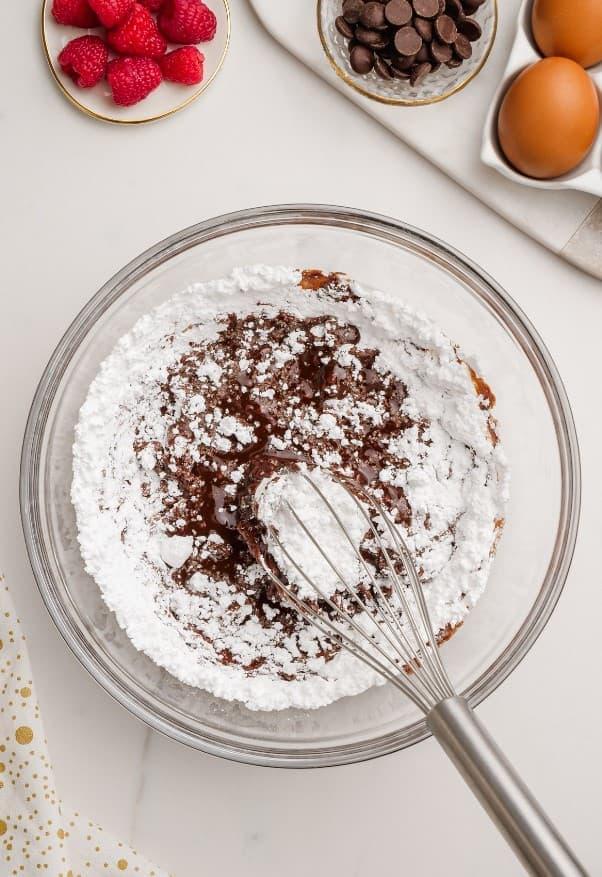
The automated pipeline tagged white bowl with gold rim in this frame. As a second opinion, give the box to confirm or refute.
[41,0,230,125]
[318,0,497,106]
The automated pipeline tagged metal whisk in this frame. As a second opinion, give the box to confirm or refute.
[259,473,587,877]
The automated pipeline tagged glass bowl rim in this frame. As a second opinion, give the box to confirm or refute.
[20,203,581,768]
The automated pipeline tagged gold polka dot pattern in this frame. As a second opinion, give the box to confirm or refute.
[0,576,171,877]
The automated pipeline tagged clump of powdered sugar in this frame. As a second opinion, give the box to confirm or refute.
[72,265,509,712]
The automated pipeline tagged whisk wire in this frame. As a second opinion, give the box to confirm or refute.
[290,478,446,707]
[332,483,449,704]
[376,504,455,699]
[346,482,455,700]
[260,472,461,711]
[265,526,434,712]
[280,504,440,709]
[301,473,452,704]
[284,502,413,666]
[260,545,431,711]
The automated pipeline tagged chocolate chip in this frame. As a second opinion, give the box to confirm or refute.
[430,39,452,62]
[371,32,392,49]
[456,15,481,40]
[384,0,412,25]
[350,42,375,72]
[410,60,432,83]
[413,16,432,40]
[360,1,387,28]
[445,0,463,16]
[394,24,422,55]
[434,13,457,42]
[454,31,472,58]
[391,52,416,69]
[412,0,439,17]
[356,25,390,47]
[342,0,365,24]
[335,15,355,38]
[374,55,394,78]
[338,0,486,86]
[376,42,397,57]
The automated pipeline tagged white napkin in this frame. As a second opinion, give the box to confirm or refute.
[0,575,170,877]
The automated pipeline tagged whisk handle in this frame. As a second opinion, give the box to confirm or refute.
[427,696,588,877]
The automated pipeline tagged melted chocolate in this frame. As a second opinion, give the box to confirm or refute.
[135,307,420,672]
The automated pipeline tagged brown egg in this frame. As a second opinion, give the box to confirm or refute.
[532,0,602,68]
[497,57,600,179]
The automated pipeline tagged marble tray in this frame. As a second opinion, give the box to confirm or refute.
[248,0,602,279]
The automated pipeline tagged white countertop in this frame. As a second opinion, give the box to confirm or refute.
[2,3,601,875]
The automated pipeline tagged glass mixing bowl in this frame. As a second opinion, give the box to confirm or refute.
[20,205,580,767]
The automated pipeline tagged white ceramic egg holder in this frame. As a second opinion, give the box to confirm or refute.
[481,0,602,197]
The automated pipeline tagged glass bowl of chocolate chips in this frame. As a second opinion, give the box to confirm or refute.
[318,0,497,104]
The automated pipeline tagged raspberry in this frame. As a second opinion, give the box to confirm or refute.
[58,35,108,87]
[108,3,167,57]
[158,0,217,44]
[87,0,133,27]
[107,56,162,105]
[159,46,204,84]
[51,0,99,28]
[138,0,165,8]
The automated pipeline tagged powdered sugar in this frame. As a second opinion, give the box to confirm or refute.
[256,467,369,601]
[72,265,509,711]
[158,534,193,569]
